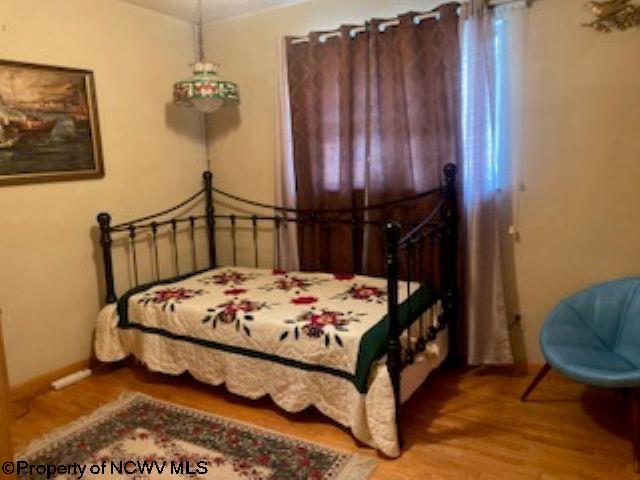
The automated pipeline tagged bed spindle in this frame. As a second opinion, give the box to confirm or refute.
[189,216,197,272]
[405,240,415,365]
[416,233,427,353]
[274,215,282,270]
[309,212,317,268]
[230,214,237,267]
[380,232,386,275]
[351,217,358,274]
[429,229,439,341]
[171,219,179,275]
[299,217,306,272]
[128,224,139,286]
[252,215,259,268]
[151,222,160,281]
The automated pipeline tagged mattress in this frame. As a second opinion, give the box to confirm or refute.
[116,267,437,393]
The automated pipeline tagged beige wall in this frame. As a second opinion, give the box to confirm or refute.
[512,0,640,361]
[0,0,205,385]
[205,0,640,363]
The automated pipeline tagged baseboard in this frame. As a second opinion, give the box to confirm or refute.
[8,358,544,406]
[462,362,544,376]
[514,362,545,374]
[10,358,90,404]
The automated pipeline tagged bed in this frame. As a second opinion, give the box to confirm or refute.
[94,164,458,457]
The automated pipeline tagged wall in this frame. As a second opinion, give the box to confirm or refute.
[512,0,640,361]
[0,0,205,385]
[205,0,640,363]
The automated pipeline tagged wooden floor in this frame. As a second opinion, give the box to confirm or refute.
[10,363,640,479]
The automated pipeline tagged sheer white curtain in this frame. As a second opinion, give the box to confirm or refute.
[274,38,299,271]
[461,0,528,364]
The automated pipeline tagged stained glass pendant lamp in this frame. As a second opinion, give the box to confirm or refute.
[173,0,239,113]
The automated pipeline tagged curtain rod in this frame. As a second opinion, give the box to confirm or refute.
[290,0,530,45]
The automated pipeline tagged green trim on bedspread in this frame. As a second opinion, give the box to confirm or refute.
[116,269,438,393]
[355,284,437,390]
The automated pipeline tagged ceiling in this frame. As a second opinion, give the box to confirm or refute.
[120,0,310,23]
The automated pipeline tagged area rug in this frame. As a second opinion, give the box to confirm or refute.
[17,392,376,479]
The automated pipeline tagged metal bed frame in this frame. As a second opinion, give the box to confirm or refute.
[96,163,458,450]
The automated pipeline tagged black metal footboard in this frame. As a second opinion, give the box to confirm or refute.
[96,163,458,453]
[383,164,457,447]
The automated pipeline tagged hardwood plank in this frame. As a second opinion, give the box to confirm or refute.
[9,364,640,479]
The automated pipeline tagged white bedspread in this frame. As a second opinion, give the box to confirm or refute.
[94,267,447,456]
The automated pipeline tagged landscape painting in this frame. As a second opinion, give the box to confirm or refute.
[0,60,103,186]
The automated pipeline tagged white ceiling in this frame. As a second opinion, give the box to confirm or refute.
[120,0,310,23]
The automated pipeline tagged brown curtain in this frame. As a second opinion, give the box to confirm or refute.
[286,3,461,275]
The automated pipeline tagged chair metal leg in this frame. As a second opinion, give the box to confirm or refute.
[520,363,551,402]
[632,388,640,473]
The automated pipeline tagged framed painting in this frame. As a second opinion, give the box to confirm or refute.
[0,60,103,186]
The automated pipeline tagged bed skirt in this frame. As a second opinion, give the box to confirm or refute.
[95,305,447,457]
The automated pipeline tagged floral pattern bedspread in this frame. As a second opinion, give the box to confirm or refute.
[117,267,435,392]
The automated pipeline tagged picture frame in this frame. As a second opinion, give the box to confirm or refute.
[0,59,104,186]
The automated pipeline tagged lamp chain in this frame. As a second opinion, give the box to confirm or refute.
[196,0,204,62]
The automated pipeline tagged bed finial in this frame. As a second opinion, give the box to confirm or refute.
[443,163,457,185]
[97,212,117,304]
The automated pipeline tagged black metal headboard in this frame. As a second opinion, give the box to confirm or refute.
[97,166,457,305]
[96,173,214,304]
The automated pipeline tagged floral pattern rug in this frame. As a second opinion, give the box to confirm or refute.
[17,392,376,479]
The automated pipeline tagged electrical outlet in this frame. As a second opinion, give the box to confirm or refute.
[509,313,523,330]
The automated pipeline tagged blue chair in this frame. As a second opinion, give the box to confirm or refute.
[521,278,640,471]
